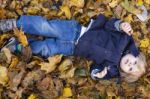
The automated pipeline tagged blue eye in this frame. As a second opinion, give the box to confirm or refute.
[129,68,132,71]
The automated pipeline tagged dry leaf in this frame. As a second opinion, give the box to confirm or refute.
[9,56,19,69]
[109,0,119,8]
[62,87,72,97]
[144,0,150,4]
[59,67,76,79]
[10,70,25,91]
[121,0,141,14]
[69,0,85,8]
[40,55,63,73]
[13,28,28,47]
[124,14,133,23]
[60,5,71,19]
[140,38,150,48]
[0,66,9,86]
[28,94,37,99]
[137,0,144,6]
[58,59,73,73]
[1,48,12,64]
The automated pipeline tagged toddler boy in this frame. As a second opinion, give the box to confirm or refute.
[0,14,146,82]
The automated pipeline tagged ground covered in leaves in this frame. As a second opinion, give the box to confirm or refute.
[0,0,150,99]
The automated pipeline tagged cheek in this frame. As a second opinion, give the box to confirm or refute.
[120,64,129,72]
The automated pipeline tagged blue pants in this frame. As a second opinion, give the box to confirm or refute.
[17,15,81,57]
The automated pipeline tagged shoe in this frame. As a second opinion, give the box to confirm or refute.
[0,19,17,32]
[1,37,32,62]
[1,37,17,53]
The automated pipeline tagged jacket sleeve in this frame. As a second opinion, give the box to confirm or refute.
[105,18,123,32]
[90,64,119,80]
[89,14,107,30]
[128,37,139,57]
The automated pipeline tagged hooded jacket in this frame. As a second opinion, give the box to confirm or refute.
[74,14,139,80]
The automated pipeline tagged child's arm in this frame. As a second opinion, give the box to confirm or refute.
[89,14,107,29]
[125,37,139,57]
[105,18,133,35]
[90,64,119,80]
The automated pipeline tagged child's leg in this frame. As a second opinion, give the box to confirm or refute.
[17,15,81,40]
[29,38,74,58]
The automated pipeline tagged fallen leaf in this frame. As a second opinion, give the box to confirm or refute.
[1,48,12,64]
[0,66,9,86]
[37,77,51,90]
[60,5,71,19]
[144,0,150,4]
[40,62,57,73]
[109,0,119,8]
[140,38,149,48]
[114,5,123,18]
[137,0,144,6]
[48,55,63,64]
[124,14,133,23]
[13,28,28,47]
[69,0,85,8]
[59,67,76,79]
[58,59,73,73]
[10,69,25,91]
[40,55,63,73]
[9,56,19,69]
[62,86,72,97]
[22,70,43,88]
[28,93,37,99]
[75,68,87,77]
[121,0,141,14]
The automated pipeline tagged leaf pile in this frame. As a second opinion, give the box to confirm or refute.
[0,0,150,99]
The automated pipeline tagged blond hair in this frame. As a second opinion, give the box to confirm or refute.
[120,53,146,83]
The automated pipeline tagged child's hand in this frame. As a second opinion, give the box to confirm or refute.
[120,22,133,36]
[93,67,107,78]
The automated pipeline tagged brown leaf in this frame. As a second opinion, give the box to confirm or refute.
[13,28,28,47]
[59,67,76,79]
[0,66,9,86]
[9,69,25,91]
[40,55,63,73]
[37,77,51,90]
[1,48,12,64]
[58,59,73,73]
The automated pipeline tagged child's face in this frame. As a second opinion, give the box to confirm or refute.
[120,54,140,75]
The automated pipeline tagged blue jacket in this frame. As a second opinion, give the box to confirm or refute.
[74,14,139,80]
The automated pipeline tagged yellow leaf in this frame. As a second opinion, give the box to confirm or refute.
[40,62,57,73]
[62,87,72,97]
[144,0,150,4]
[69,0,85,8]
[9,57,19,69]
[137,0,143,6]
[109,0,119,8]
[13,28,28,47]
[104,6,113,17]
[0,8,6,19]
[59,67,76,79]
[1,48,12,64]
[140,38,150,48]
[27,7,41,15]
[60,5,71,19]
[58,59,73,73]
[124,14,133,23]
[28,94,36,99]
[0,66,9,86]
[121,0,141,14]
[47,55,63,64]
[40,55,63,73]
